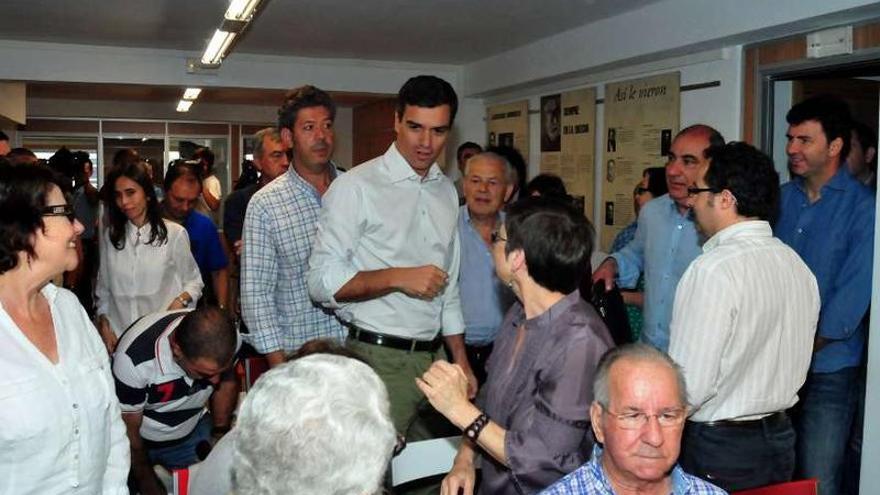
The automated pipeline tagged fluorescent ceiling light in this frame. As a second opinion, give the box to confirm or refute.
[201,30,236,65]
[176,100,194,112]
[183,88,202,100]
[225,0,261,21]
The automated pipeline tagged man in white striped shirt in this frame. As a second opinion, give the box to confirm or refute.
[668,142,820,492]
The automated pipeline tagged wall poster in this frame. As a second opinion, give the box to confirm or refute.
[600,73,680,251]
[539,88,596,219]
[486,100,529,163]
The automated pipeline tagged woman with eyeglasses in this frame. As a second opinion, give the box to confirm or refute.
[0,163,129,493]
[96,160,202,353]
[417,196,615,494]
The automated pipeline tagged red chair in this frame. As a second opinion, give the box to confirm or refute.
[732,479,818,495]
[235,356,270,391]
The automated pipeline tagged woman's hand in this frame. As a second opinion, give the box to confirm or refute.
[97,315,118,354]
[415,360,473,424]
[441,457,476,495]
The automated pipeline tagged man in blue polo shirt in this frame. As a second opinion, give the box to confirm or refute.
[457,151,515,385]
[776,95,875,495]
[163,160,230,309]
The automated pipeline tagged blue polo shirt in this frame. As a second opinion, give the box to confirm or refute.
[184,210,229,275]
[458,206,513,346]
[774,167,875,373]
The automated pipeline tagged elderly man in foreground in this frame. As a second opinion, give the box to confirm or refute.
[231,353,397,495]
[541,344,726,495]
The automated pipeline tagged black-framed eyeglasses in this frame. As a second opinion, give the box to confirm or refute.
[635,187,650,195]
[41,204,75,222]
[490,231,507,244]
[686,186,717,197]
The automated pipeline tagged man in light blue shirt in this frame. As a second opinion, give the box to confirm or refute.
[458,152,515,384]
[776,95,875,495]
[593,125,724,351]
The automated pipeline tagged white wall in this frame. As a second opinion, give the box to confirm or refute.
[463,0,880,97]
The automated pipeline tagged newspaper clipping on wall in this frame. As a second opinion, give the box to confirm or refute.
[539,88,596,219]
[600,73,680,251]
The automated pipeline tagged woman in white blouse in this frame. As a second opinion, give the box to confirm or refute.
[96,160,203,352]
[0,163,129,494]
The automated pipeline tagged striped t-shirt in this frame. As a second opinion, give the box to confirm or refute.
[112,310,216,442]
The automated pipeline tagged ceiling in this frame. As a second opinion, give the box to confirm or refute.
[0,0,661,64]
[1,0,662,107]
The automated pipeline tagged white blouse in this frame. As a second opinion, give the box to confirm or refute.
[96,219,203,335]
[0,284,129,494]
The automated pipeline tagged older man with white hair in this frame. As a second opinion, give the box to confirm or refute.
[541,344,726,495]
[231,353,397,495]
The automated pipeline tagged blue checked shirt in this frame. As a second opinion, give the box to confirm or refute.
[540,445,727,495]
[241,165,346,354]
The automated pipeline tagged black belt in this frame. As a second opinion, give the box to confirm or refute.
[348,327,441,353]
[697,410,788,429]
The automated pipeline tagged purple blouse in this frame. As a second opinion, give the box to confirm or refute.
[478,290,614,495]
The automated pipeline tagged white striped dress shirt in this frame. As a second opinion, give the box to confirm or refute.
[669,220,820,422]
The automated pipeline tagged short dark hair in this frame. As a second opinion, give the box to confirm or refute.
[525,173,568,199]
[643,167,668,197]
[704,142,779,221]
[277,85,337,131]
[456,142,482,163]
[174,306,238,364]
[193,147,216,174]
[0,131,9,142]
[7,147,37,163]
[113,148,140,169]
[786,95,852,160]
[0,164,68,275]
[852,120,877,169]
[395,75,458,125]
[104,160,167,250]
[164,159,202,192]
[504,196,594,293]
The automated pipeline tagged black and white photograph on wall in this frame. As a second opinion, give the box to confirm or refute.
[607,127,617,152]
[540,94,561,152]
[605,201,615,226]
[661,128,672,156]
[499,132,515,148]
[606,159,616,183]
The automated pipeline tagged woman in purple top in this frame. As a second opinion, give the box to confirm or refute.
[418,196,614,494]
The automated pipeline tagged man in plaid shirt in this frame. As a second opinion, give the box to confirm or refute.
[241,86,346,366]
[541,344,726,495]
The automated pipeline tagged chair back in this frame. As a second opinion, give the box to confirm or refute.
[732,479,818,495]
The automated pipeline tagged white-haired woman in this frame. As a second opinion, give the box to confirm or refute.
[232,352,397,495]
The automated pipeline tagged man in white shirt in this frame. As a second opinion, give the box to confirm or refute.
[308,75,474,445]
[668,142,820,492]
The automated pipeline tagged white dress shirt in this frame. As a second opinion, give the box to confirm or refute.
[96,219,203,335]
[669,220,820,422]
[307,143,465,340]
[0,284,129,494]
